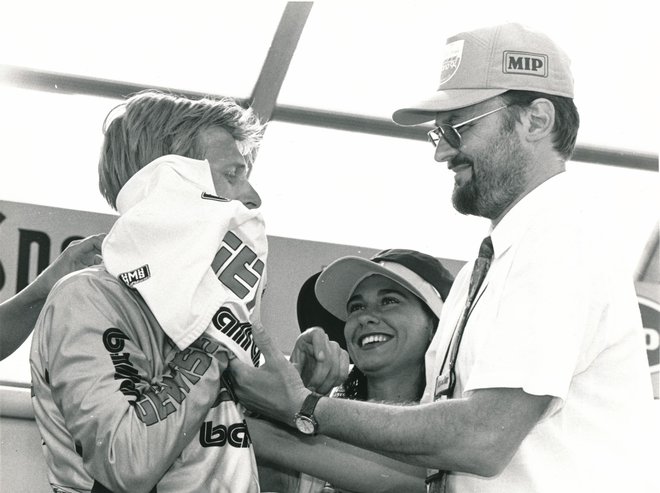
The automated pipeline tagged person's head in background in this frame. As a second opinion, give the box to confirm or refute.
[298,249,453,402]
[98,89,264,211]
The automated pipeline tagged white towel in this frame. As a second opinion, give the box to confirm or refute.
[103,155,267,363]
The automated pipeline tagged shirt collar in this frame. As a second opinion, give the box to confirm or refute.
[489,172,569,258]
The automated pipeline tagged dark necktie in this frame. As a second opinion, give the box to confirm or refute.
[427,236,494,493]
[465,236,494,318]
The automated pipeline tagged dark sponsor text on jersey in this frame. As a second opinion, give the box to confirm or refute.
[199,419,252,448]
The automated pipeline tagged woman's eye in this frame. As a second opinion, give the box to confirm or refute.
[347,303,364,313]
[382,296,400,306]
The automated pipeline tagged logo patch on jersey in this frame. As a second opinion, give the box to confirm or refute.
[439,40,464,85]
[119,265,151,287]
[503,51,548,77]
[201,192,230,202]
[200,419,252,448]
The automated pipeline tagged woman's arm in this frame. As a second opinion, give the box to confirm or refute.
[0,234,103,360]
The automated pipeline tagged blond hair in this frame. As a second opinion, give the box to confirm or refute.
[98,90,264,209]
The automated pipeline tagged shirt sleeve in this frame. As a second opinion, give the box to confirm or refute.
[38,271,231,492]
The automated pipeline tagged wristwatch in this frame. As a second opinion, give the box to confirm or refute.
[294,392,322,435]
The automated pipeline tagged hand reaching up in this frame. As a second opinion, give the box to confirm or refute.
[290,326,349,395]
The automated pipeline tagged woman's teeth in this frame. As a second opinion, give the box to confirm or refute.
[359,334,390,347]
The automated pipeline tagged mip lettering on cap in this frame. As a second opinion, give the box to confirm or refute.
[503,51,548,77]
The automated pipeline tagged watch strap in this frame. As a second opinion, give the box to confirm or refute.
[299,391,323,418]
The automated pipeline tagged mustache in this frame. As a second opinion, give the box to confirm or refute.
[448,155,474,169]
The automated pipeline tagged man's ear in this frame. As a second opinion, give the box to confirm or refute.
[524,98,555,142]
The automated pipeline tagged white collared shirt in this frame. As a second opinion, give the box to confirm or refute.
[423,172,657,492]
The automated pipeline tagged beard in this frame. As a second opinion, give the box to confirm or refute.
[451,125,530,220]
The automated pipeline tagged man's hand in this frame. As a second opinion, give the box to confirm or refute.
[229,324,310,425]
[290,327,349,395]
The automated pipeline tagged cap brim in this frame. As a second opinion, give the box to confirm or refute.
[392,88,508,125]
[315,256,430,322]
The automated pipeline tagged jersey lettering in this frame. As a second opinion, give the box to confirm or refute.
[119,380,138,398]
[192,336,221,355]
[103,327,129,352]
[199,419,251,448]
[211,307,261,366]
[136,388,177,425]
[103,328,140,398]
[170,346,213,381]
[111,353,139,381]
[133,345,215,426]
[211,231,264,299]
[134,396,169,426]
[158,375,189,405]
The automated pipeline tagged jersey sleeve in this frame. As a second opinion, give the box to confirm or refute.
[36,272,231,492]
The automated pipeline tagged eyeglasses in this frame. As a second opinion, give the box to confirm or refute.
[427,105,509,149]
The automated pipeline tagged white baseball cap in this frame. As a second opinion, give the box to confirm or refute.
[392,23,574,125]
[315,249,454,323]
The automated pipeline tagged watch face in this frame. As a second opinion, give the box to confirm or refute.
[295,415,316,435]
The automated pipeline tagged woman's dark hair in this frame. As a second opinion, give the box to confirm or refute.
[341,366,369,401]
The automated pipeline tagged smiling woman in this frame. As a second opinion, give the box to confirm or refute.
[344,275,435,390]
[251,248,455,492]
[315,249,453,402]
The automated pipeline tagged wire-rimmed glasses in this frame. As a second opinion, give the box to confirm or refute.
[427,105,509,149]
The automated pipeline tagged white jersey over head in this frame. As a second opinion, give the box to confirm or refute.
[31,155,267,492]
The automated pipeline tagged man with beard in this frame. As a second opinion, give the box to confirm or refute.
[229,23,657,492]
